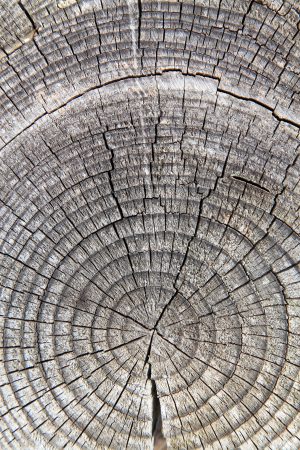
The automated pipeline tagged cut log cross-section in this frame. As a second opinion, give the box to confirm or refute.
[0,1,299,449]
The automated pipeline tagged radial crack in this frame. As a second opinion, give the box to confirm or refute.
[18,1,38,32]
[147,363,165,448]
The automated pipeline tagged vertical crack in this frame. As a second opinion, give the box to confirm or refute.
[147,363,165,448]
[241,0,255,27]
[102,130,125,220]
[137,0,142,49]
[18,1,38,32]
[144,333,166,448]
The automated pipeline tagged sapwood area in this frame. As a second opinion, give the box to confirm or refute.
[0,0,299,449]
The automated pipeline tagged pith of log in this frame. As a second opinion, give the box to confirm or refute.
[0,1,299,449]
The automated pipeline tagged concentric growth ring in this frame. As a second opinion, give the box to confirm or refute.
[0,1,299,449]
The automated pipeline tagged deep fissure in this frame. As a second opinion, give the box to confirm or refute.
[147,363,165,448]
[18,1,38,31]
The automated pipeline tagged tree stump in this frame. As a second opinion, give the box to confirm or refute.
[0,1,299,449]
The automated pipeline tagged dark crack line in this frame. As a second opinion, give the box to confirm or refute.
[102,334,146,353]
[217,85,299,128]
[137,0,142,49]
[147,361,164,446]
[2,69,299,152]
[152,190,211,329]
[241,0,256,27]
[18,1,38,32]
[143,330,155,369]
[142,332,165,447]
[231,175,270,192]
[103,129,141,291]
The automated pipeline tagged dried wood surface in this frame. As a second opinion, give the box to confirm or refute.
[0,0,299,449]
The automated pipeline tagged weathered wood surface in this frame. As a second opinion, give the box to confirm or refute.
[0,1,299,449]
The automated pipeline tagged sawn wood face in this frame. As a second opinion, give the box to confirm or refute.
[0,1,299,449]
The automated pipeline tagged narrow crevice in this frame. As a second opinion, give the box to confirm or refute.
[147,363,166,448]
[103,130,124,219]
[137,0,142,49]
[143,331,154,369]
[218,85,276,110]
[231,175,270,192]
[144,335,166,448]
[241,0,256,26]
[18,1,38,32]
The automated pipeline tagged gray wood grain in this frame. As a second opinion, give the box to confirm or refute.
[0,1,299,449]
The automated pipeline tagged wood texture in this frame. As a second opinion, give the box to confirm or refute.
[0,1,299,449]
